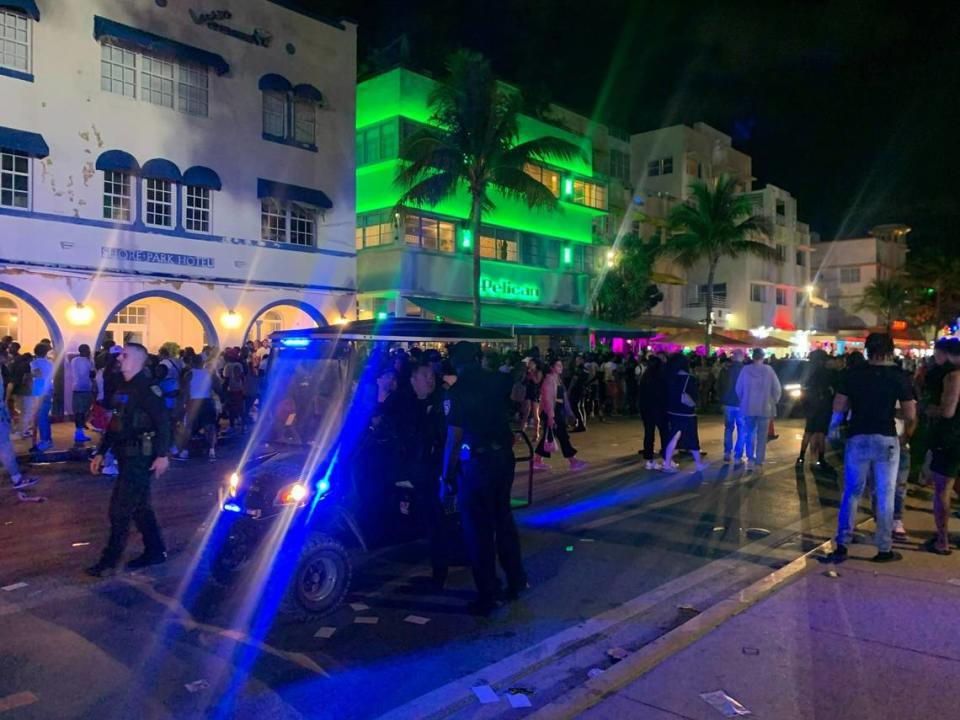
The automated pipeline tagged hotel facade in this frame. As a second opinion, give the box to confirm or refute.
[0,0,356,355]
[354,67,623,347]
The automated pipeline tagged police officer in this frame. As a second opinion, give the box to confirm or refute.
[441,341,527,615]
[86,343,171,577]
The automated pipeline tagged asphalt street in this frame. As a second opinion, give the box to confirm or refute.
[0,415,846,719]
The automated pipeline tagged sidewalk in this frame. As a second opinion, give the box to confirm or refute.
[552,488,960,719]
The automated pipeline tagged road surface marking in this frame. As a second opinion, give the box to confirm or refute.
[122,577,329,677]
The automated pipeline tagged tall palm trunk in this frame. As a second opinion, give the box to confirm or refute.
[470,194,483,327]
[704,259,717,357]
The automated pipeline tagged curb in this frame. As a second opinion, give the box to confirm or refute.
[524,534,834,719]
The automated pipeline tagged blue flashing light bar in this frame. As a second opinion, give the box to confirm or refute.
[280,337,311,347]
[317,478,330,494]
[223,502,242,513]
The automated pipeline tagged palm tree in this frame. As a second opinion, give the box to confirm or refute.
[395,51,581,326]
[857,276,910,332]
[664,176,775,356]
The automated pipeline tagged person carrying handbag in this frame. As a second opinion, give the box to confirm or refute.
[534,358,587,472]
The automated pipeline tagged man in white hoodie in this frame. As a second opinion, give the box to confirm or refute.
[735,348,782,471]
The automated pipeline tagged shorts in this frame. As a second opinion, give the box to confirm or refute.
[804,410,831,434]
[668,414,700,451]
[187,398,217,428]
[931,442,960,478]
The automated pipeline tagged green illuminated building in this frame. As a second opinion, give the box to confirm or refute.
[354,67,627,339]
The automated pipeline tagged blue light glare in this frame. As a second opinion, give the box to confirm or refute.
[222,502,242,513]
[280,337,311,347]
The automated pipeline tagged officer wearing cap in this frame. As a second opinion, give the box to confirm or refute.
[441,341,527,615]
[86,343,171,577]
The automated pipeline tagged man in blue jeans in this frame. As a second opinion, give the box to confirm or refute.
[718,350,746,463]
[828,333,917,563]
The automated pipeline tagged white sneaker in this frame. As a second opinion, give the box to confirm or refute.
[532,459,551,472]
[178,449,189,460]
[644,460,657,470]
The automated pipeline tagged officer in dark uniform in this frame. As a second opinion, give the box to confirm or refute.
[86,343,171,577]
[397,362,450,589]
[441,341,526,615]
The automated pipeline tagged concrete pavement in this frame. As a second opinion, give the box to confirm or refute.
[539,486,960,720]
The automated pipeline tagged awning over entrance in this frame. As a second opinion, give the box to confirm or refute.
[407,297,646,335]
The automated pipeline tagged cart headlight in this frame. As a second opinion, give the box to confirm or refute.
[275,482,309,507]
[228,471,240,496]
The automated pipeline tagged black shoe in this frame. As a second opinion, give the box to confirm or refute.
[825,544,848,563]
[501,582,531,602]
[871,550,902,563]
[84,562,115,578]
[466,598,501,617]
[126,552,167,570]
[767,434,779,441]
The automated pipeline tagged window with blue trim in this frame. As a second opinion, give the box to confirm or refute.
[261,198,316,246]
[144,178,174,228]
[100,42,209,117]
[262,92,318,148]
[0,8,30,75]
[102,171,132,221]
[0,150,29,208]
[184,185,211,233]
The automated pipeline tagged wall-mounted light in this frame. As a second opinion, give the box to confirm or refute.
[376,311,388,320]
[562,246,573,265]
[563,178,574,197]
[805,284,815,293]
[333,315,349,325]
[66,302,93,326]
[606,249,617,267]
[220,310,242,329]
[461,228,472,249]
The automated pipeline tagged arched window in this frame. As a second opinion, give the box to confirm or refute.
[263,310,282,335]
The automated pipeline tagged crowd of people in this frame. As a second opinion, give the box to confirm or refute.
[3,330,959,598]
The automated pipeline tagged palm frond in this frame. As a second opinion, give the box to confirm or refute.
[395,171,460,211]
[502,136,583,166]
[489,166,560,210]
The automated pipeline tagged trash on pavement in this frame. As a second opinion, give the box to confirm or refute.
[184,679,209,693]
[471,683,499,704]
[606,647,629,661]
[742,646,760,656]
[587,668,604,679]
[946,578,960,586]
[700,690,752,717]
[507,690,533,708]
[349,602,370,612]
[404,615,430,625]
[16,491,45,503]
[314,627,336,638]
[677,604,699,616]
[713,526,725,532]
[354,616,379,625]
[745,528,770,539]
[71,542,90,548]
[1,582,27,592]
[825,570,840,579]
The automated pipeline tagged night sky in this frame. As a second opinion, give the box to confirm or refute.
[305,0,958,252]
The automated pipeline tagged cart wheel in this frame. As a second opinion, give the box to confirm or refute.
[209,521,255,586]
[281,532,351,620]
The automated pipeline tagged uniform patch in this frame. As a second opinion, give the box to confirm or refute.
[150,385,163,397]
[443,399,451,416]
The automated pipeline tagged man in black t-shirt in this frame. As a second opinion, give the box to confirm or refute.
[827,333,917,563]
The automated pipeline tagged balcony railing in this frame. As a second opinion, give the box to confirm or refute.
[685,295,730,309]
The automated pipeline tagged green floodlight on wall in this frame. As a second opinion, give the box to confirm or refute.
[563,178,574,197]
[376,311,388,320]
[562,246,573,265]
[461,228,473,249]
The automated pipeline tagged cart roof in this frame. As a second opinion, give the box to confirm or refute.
[270,317,514,344]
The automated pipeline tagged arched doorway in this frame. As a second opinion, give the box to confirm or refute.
[245,301,325,342]
[97,292,218,354]
[0,283,63,351]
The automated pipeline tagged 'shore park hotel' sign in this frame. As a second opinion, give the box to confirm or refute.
[479,276,541,302]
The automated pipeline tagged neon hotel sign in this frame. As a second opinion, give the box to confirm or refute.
[479,276,541,302]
